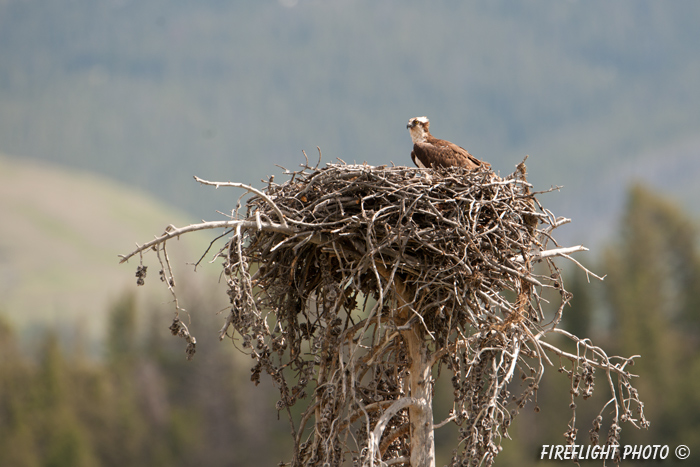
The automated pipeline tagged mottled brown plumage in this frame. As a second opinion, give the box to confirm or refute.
[407,116,490,170]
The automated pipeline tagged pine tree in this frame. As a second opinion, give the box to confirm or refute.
[0,317,41,467]
[36,332,97,467]
[604,184,700,460]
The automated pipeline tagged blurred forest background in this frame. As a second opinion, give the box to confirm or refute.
[1,0,700,465]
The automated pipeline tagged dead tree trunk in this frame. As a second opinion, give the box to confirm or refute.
[403,325,435,467]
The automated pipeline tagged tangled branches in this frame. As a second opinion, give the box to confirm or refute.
[121,157,647,467]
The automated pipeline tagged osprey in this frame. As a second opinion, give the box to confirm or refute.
[407,116,490,170]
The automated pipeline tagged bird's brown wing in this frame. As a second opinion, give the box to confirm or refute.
[413,140,489,169]
[443,140,491,169]
[410,149,426,168]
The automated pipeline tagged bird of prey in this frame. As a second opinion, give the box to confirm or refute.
[407,116,490,170]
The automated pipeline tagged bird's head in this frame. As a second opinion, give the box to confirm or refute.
[407,116,430,143]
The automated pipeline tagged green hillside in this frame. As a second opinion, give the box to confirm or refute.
[0,153,227,339]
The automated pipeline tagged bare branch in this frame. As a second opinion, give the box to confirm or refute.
[511,245,588,263]
[118,219,293,264]
[193,175,288,228]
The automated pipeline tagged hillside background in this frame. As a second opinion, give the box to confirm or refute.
[2,1,700,466]
[2,0,700,245]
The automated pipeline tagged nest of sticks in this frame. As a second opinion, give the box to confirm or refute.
[234,160,549,339]
[123,156,647,467]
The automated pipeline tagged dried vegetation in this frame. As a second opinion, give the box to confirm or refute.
[121,156,647,467]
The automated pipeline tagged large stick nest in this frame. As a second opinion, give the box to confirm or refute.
[118,159,644,467]
[120,154,648,466]
[234,161,552,333]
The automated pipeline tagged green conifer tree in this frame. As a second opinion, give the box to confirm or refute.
[604,184,700,461]
[0,317,41,467]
